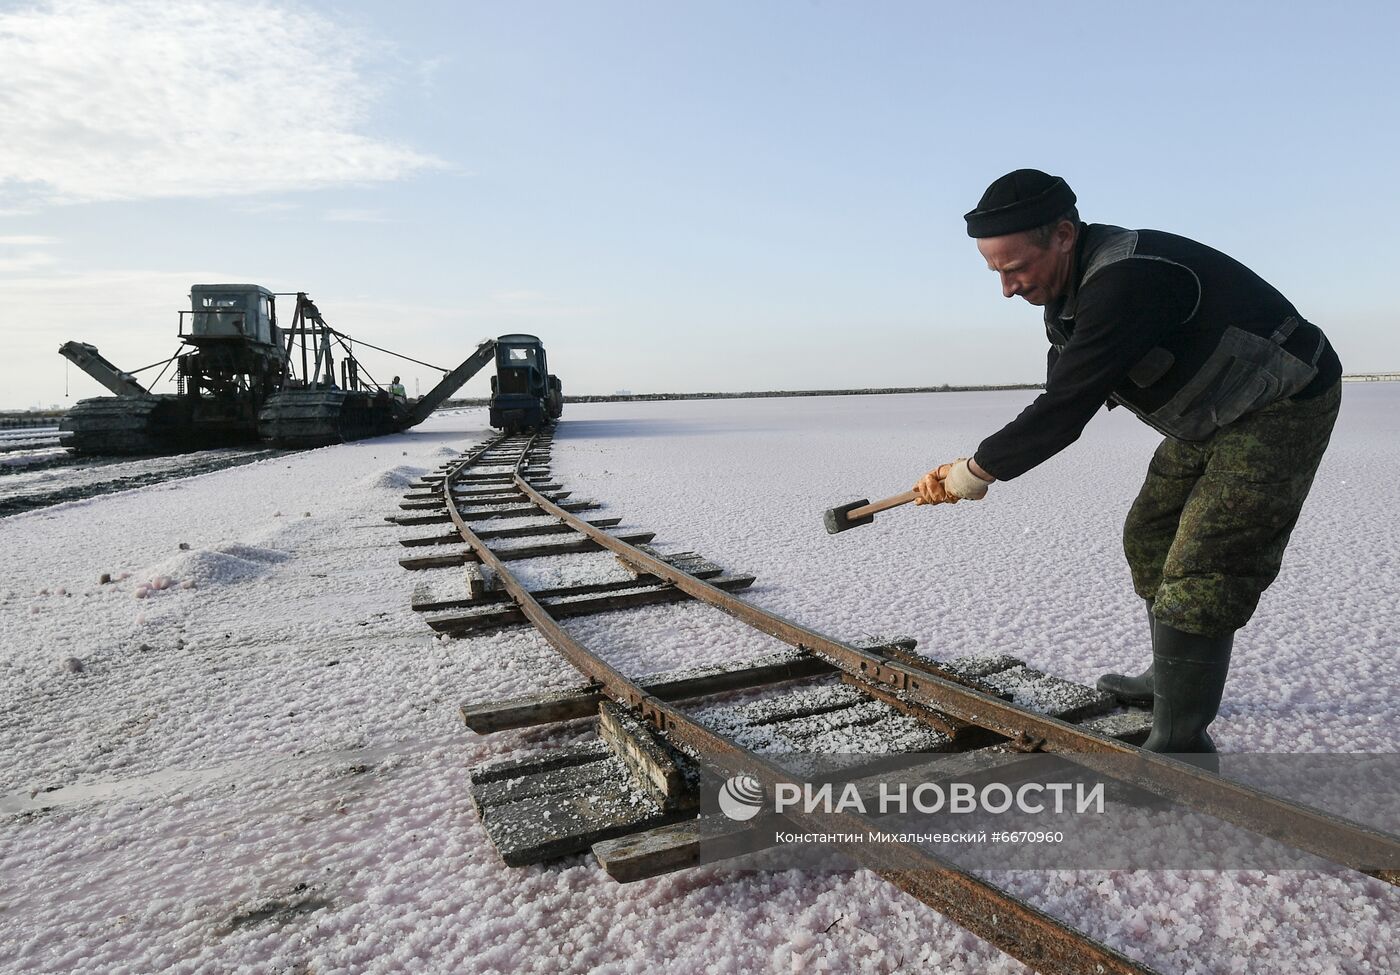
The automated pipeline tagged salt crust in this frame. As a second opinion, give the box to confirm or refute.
[0,390,1396,973]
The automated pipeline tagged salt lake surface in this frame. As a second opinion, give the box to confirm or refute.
[1,388,1395,974]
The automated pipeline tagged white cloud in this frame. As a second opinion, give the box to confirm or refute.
[415,56,449,98]
[0,251,57,273]
[0,235,59,272]
[0,0,443,208]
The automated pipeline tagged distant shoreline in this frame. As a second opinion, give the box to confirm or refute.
[7,374,1397,422]
[443,372,1397,407]
[444,383,1047,408]
[558,383,1042,404]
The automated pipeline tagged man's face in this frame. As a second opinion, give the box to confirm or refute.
[976,221,1076,307]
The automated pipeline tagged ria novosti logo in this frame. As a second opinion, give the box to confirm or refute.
[716,774,1105,821]
[717,774,766,821]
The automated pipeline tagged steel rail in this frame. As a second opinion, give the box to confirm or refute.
[441,438,1160,975]
[511,474,1400,882]
[447,432,515,471]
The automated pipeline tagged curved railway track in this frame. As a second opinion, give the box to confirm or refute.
[391,428,1399,975]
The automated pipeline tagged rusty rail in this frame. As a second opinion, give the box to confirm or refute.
[438,434,1161,975]
[510,471,1400,883]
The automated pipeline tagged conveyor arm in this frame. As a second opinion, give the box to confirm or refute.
[58,341,150,398]
[406,339,497,426]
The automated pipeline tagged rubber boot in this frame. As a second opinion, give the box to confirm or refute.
[1141,622,1234,756]
[1096,600,1158,706]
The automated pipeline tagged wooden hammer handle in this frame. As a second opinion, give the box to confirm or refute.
[846,490,919,520]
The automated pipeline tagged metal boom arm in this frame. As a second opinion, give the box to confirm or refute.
[407,339,497,426]
[58,342,150,398]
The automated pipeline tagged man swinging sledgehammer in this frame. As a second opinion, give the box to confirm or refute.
[913,169,1343,757]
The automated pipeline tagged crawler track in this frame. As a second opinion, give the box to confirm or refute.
[393,428,1400,975]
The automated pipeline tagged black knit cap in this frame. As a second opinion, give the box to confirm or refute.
[964,169,1076,238]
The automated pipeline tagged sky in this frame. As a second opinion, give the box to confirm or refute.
[1,0,1397,409]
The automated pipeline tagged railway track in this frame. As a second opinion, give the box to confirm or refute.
[0,445,289,517]
[390,428,1400,975]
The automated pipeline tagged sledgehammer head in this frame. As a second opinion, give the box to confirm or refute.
[824,499,873,535]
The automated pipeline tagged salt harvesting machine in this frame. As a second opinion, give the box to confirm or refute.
[489,333,563,434]
[58,285,562,454]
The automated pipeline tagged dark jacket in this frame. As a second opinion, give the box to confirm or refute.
[973,224,1341,480]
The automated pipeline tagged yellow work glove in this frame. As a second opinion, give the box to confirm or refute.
[913,463,955,505]
[914,458,992,505]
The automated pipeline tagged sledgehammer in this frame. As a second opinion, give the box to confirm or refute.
[824,490,920,534]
